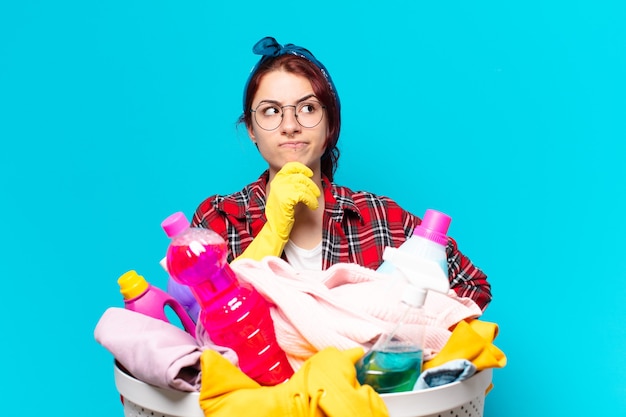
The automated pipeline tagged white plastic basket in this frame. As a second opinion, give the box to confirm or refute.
[114,362,492,417]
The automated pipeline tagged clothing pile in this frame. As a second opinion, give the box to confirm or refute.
[95,256,506,416]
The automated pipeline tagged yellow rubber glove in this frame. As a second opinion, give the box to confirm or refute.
[423,319,507,372]
[199,347,389,417]
[235,162,321,262]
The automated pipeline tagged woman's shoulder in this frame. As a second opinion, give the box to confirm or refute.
[329,181,404,207]
[194,172,269,219]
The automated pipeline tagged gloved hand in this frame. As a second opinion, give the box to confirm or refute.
[423,319,507,372]
[199,347,389,417]
[235,162,321,262]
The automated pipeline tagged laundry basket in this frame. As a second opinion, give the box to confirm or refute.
[113,362,492,417]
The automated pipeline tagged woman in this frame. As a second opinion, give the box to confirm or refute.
[191,36,492,311]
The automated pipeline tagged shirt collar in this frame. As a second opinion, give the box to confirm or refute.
[322,176,362,222]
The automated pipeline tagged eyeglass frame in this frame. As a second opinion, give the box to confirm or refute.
[249,99,327,131]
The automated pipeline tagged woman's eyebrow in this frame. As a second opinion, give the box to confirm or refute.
[296,94,317,103]
[257,94,318,105]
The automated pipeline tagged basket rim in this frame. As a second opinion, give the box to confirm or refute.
[113,360,492,417]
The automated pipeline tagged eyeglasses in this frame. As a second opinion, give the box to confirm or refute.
[250,100,326,131]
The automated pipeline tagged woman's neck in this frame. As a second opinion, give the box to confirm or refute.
[290,192,324,249]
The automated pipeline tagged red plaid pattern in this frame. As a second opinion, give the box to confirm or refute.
[191,171,491,310]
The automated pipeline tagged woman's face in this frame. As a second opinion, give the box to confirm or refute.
[248,69,328,179]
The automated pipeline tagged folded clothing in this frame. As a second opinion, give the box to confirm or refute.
[423,319,507,372]
[413,359,476,390]
[94,307,237,391]
[95,258,490,391]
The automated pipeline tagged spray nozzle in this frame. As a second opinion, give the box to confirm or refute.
[382,247,450,308]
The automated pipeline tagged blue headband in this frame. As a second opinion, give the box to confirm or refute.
[243,36,340,111]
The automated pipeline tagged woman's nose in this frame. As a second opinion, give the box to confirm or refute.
[281,106,301,135]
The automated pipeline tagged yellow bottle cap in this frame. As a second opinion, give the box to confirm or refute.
[118,270,149,300]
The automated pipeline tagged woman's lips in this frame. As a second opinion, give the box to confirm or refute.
[280,141,307,150]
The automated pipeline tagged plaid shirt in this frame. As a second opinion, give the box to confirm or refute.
[192,171,491,310]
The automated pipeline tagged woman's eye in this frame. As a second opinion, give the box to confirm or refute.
[262,106,281,116]
[300,103,318,114]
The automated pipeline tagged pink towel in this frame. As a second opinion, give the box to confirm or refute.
[222,257,483,370]
[94,307,238,391]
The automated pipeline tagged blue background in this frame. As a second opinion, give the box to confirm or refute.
[2,1,624,416]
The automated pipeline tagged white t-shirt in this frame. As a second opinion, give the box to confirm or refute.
[283,239,322,271]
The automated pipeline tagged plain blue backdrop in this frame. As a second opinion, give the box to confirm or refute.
[2,1,624,416]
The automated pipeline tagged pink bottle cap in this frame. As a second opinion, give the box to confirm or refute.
[161,211,190,237]
[412,209,452,246]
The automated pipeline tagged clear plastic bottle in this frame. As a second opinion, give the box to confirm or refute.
[161,211,294,386]
[117,270,196,336]
[355,304,425,393]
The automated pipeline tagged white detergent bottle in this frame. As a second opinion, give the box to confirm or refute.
[356,239,451,393]
[377,208,451,276]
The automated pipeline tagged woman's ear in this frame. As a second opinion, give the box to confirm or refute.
[248,128,258,146]
[247,125,256,144]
